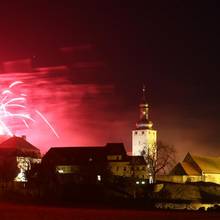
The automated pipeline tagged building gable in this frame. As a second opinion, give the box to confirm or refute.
[170,163,187,175]
[183,152,202,174]
[0,136,41,158]
[105,143,127,161]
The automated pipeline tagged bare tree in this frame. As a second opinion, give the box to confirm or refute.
[141,141,176,183]
[155,141,176,174]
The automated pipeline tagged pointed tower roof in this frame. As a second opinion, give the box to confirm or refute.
[141,84,147,104]
[136,85,153,129]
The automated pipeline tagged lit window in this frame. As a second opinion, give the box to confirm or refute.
[149,176,153,184]
[141,181,145,185]
[56,165,78,174]
[14,157,31,182]
[97,175,101,181]
[136,181,140,184]
[58,169,64,173]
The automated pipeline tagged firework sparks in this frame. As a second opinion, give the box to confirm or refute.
[9,81,23,88]
[35,110,60,138]
[0,81,59,138]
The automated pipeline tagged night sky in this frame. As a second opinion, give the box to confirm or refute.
[0,2,219,160]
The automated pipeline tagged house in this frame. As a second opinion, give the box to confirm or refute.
[106,143,131,177]
[159,152,220,184]
[0,135,41,183]
[106,143,148,179]
[41,146,107,185]
[41,143,149,186]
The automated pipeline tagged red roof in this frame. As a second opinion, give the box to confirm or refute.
[0,136,41,157]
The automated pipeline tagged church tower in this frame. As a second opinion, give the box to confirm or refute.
[132,86,157,157]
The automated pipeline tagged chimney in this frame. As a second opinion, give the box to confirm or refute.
[21,135,26,140]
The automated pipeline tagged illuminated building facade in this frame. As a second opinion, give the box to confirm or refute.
[132,86,157,156]
[158,153,220,184]
[106,143,148,180]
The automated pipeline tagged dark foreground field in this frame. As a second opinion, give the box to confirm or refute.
[0,203,220,220]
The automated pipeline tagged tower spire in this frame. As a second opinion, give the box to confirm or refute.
[142,84,147,103]
[132,86,157,183]
[136,85,153,129]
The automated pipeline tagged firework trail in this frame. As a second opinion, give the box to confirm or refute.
[0,81,59,138]
[35,110,59,138]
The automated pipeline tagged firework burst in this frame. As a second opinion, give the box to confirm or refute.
[0,81,59,138]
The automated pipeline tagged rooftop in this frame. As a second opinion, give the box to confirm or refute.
[189,153,220,174]
[0,136,41,158]
[43,146,106,165]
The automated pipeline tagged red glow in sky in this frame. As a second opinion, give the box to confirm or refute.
[0,67,126,154]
